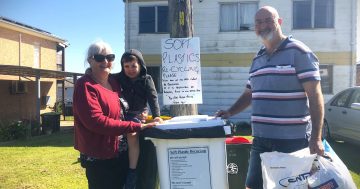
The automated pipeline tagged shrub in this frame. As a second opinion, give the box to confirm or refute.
[0,119,41,142]
[54,101,63,113]
[0,120,28,141]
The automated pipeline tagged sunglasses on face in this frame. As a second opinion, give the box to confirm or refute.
[93,54,115,62]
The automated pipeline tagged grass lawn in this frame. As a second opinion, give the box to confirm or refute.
[0,127,359,188]
[327,139,360,186]
[0,129,87,189]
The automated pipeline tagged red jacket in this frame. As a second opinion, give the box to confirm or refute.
[73,74,141,159]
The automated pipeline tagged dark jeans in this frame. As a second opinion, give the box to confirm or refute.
[81,152,129,189]
[136,135,160,189]
[245,137,309,189]
[125,113,159,189]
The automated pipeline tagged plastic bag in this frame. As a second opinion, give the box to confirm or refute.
[260,148,316,189]
[308,140,356,189]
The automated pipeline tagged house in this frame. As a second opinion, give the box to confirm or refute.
[0,17,81,123]
[124,0,360,122]
[56,77,74,105]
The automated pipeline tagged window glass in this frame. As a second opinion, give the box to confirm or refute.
[349,90,360,104]
[220,2,257,31]
[139,7,155,33]
[314,0,334,28]
[220,3,238,31]
[293,1,311,29]
[157,6,169,32]
[239,3,257,30]
[331,90,352,107]
[293,0,334,29]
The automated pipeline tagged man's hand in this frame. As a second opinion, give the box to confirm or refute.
[215,110,232,119]
[215,88,252,119]
[309,138,324,155]
[141,122,158,130]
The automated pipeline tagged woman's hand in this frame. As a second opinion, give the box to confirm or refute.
[153,117,164,124]
[141,122,158,130]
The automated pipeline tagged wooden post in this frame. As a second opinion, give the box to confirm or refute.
[168,0,198,116]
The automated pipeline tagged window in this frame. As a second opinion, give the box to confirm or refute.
[319,64,333,94]
[139,6,168,33]
[33,43,40,68]
[349,90,360,104]
[147,66,161,92]
[331,89,352,107]
[293,0,334,29]
[220,2,257,31]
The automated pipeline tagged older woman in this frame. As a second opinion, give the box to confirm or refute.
[73,41,157,189]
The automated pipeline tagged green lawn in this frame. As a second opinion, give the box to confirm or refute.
[0,130,87,189]
[327,139,360,186]
[0,128,359,188]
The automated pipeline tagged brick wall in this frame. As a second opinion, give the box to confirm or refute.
[0,27,58,70]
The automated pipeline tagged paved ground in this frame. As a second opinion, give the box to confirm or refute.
[60,120,74,127]
[60,121,74,132]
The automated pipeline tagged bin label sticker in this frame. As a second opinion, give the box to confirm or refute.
[168,147,212,189]
[227,163,239,174]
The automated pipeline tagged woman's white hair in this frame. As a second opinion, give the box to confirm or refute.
[85,40,113,64]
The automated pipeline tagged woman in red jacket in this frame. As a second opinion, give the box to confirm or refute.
[73,41,157,189]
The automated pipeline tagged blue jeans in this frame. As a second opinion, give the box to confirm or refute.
[245,137,309,189]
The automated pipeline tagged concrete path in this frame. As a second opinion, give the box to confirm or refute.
[60,120,74,132]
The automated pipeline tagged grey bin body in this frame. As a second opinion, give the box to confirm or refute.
[41,113,61,134]
[226,138,252,189]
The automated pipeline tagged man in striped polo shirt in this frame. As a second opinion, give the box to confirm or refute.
[216,6,325,189]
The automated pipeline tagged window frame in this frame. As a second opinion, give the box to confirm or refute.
[139,5,169,34]
[292,0,335,29]
[219,2,258,32]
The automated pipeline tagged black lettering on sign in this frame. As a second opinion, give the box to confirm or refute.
[163,38,191,50]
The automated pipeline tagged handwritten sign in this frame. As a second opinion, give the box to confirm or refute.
[161,37,203,105]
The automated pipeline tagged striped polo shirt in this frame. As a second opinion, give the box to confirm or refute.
[246,36,321,139]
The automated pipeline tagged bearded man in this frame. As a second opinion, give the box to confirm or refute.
[216,6,325,189]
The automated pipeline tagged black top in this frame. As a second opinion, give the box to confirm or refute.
[115,49,161,118]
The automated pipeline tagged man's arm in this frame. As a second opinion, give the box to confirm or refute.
[302,80,325,155]
[216,88,252,119]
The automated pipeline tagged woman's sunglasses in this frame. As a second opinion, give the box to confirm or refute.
[93,54,115,62]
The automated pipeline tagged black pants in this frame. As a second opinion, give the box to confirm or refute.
[136,135,160,189]
[81,152,129,189]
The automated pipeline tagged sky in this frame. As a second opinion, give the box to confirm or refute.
[0,0,125,73]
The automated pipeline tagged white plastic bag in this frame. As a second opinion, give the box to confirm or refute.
[260,148,316,189]
[308,140,356,189]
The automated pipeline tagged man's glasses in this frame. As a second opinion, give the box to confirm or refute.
[93,54,115,62]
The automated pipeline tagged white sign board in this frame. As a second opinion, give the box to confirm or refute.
[161,37,203,105]
[168,147,211,189]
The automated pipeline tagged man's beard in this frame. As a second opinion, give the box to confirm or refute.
[258,28,274,42]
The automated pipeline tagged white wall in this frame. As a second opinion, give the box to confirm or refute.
[126,0,353,53]
[125,0,355,121]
